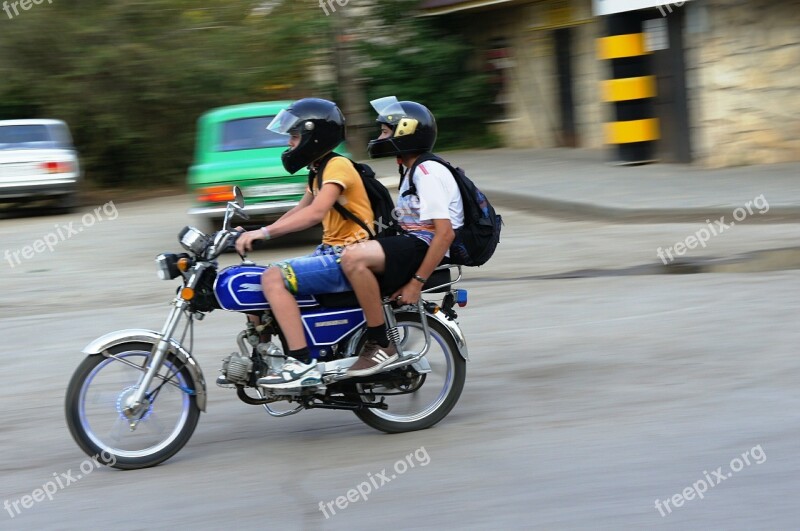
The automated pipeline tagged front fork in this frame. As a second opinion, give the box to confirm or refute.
[123,269,204,417]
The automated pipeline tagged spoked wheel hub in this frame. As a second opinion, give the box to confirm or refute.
[116,386,153,422]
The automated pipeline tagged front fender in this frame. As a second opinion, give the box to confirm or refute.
[426,311,469,361]
[82,329,207,411]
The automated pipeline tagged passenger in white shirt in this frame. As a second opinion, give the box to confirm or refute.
[340,97,464,377]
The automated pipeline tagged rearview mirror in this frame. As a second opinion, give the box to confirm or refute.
[233,186,245,208]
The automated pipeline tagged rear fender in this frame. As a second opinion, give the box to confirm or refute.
[424,311,469,361]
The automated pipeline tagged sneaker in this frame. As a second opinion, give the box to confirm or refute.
[257,358,321,390]
[346,341,399,377]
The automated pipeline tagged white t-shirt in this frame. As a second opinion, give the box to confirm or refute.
[396,159,464,247]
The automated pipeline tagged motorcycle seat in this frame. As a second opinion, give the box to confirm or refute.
[315,268,452,308]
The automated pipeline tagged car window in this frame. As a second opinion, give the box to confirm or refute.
[0,124,72,150]
[217,116,289,152]
[48,122,74,147]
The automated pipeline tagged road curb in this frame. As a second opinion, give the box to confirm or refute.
[486,189,800,224]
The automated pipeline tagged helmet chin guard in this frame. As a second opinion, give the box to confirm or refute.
[267,99,346,174]
[367,97,437,159]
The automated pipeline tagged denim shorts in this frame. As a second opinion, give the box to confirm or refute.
[273,244,352,296]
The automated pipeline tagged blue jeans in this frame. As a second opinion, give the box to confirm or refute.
[274,244,352,296]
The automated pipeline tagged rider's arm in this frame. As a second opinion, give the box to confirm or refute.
[391,163,458,301]
[262,183,341,239]
[274,190,313,222]
[390,218,453,302]
[413,218,455,281]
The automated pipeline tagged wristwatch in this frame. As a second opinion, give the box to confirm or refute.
[412,274,427,284]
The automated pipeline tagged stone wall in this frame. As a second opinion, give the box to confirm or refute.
[684,0,800,166]
[455,0,604,149]
[571,2,605,149]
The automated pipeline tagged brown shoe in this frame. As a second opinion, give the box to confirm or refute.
[346,341,399,377]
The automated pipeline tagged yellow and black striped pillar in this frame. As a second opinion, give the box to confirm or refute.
[597,12,659,164]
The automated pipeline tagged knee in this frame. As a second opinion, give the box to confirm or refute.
[262,266,285,294]
[339,249,362,275]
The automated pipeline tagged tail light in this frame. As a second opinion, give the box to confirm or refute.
[42,161,73,174]
[197,186,235,203]
[456,289,468,307]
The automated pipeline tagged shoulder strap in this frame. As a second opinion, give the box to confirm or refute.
[309,151,342,192]
[404,153,479,221]
[402,152,439,197]
[333,203,375,239]
[313,153,375,239]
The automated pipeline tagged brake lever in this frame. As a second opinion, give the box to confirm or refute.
[225,229,251,261]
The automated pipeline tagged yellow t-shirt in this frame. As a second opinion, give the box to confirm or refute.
[312,157,374,246]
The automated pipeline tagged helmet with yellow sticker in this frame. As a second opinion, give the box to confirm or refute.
[367,96,437,158]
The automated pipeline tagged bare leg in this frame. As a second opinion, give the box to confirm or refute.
[340,241,387,327]
[262,267,307,351]
[340,242,400,375]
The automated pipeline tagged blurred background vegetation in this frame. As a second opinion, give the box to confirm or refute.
[0,0,493,188]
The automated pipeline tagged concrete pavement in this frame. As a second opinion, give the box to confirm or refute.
[369,148,800,223]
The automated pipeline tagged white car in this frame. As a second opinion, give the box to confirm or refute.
[0,119,81,212]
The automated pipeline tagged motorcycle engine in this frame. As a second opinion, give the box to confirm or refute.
[221,352,253,385]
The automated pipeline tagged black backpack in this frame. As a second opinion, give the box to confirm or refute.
[406,153,502,267]
[311,153,401,239]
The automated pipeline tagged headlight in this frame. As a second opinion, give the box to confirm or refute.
[178,226,209,255]
[155,253,182,280]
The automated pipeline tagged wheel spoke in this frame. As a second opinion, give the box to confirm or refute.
[107,416,130,445]
[358,318,459,424]
[73,350,196,461]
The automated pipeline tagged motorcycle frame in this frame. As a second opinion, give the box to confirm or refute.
[81,259,468,417]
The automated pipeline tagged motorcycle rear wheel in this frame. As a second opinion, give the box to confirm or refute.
[65,343,200,470]
[352,312,466,433]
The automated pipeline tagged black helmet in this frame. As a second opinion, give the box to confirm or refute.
[267,98,346,174]
[367,96,437,158]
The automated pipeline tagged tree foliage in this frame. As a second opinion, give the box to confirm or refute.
[360,11,495,150]
[0,0,494,186]
[0,0,327,186]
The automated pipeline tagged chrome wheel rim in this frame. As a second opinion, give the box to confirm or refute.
[78,351,191,459]
[358,322,455,423]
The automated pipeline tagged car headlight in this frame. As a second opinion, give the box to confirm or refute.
[178,226,209,255]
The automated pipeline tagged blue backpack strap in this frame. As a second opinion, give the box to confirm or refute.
[312,152,376,239]
[402,152,439,197]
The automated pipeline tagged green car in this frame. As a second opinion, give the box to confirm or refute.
[188,101,345,233]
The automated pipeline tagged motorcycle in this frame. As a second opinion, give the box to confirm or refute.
[65,187,469,470]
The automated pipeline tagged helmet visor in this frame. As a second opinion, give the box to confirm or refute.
[266,109,300,135]
[370,96,406,120]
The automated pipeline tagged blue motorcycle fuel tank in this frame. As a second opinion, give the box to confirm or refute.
[215,265,318,311]
[214,265,365,359]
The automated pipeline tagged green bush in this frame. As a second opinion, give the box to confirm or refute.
[361,20,493,150]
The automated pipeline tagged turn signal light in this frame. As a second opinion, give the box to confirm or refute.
[181,287,195,300]
[197,186,235,203]
[177,257,191,272]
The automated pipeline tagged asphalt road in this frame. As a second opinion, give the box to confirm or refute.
[1,196,799,530]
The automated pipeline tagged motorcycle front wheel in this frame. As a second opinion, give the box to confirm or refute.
[65,342,200,470]
[352,311,466,433]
